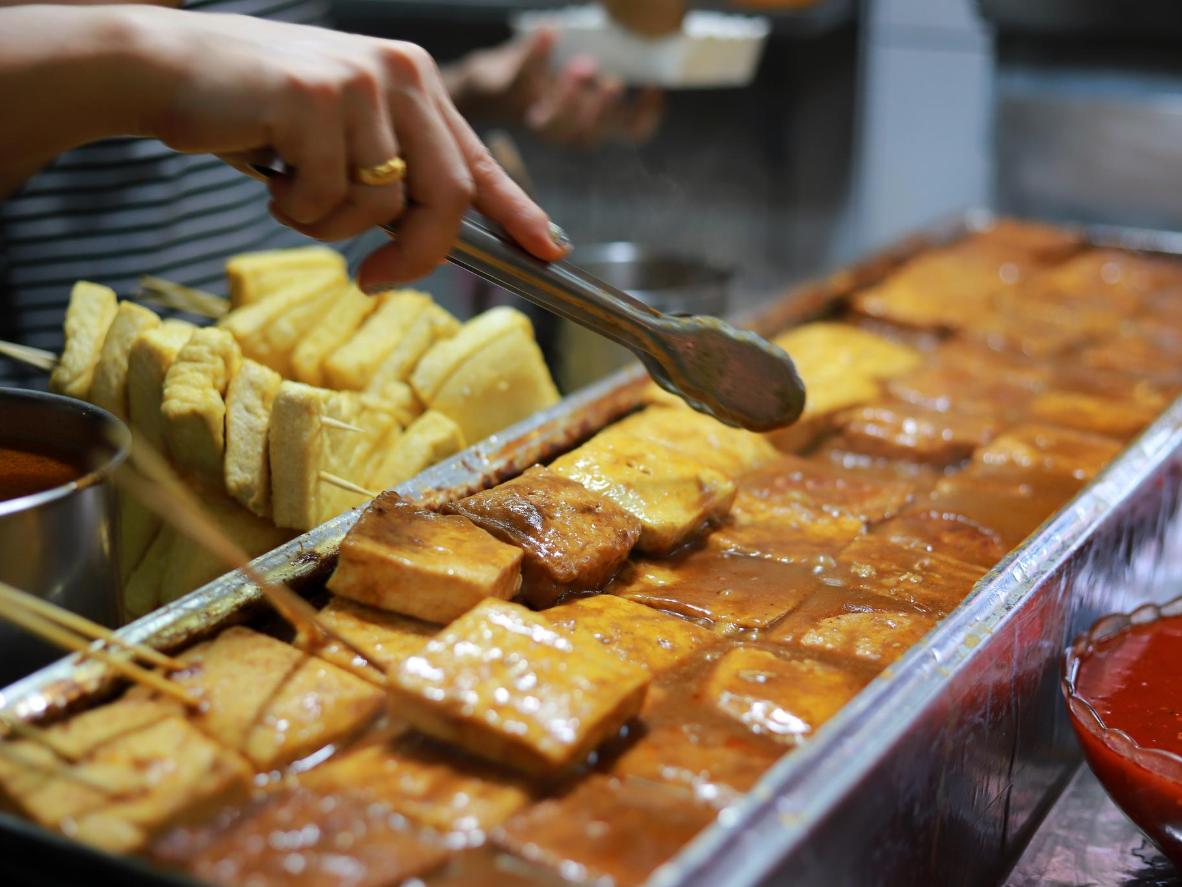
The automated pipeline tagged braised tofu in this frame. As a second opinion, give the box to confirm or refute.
[311,596,437,685]
[609,547,821,630]
[831,400,999,466]
[607,407,779,478]
[925,469,1081,550]
[329,494,523,623]
[713,503,863,566]
[771,595,938,667]
[1080,332,1182,381]
[550,427,735,555]
[874,509,1008,571]
[159,626,385,770]
[887,359,1043,420]
[388,599,650,775]
[495,775,717,887]
[973,423,1124,483]
[704,648,866,745]
[447,466,642,607]
[831,535,985,614]
[963,219,1083,260]
[49,281,118,399]
[543,594,714,674]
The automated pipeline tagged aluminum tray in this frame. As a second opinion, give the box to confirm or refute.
[5,211,1182,887]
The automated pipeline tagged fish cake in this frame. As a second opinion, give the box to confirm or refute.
[310,596,437,685]
[388,599,650,775]
[973,423,1124,483]
[732,454,914,524]
[831,535,986,614]
[447,466,642,608]
[329,494,523,624]
[831,400,1000,466]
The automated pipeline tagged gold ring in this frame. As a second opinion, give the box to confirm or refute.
[354,157,407,187]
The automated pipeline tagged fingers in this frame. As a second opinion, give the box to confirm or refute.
[621,87,665,144]
[266,88,349,226]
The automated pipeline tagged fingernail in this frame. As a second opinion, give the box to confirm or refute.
[360,281,390,297]
[550,223,572,250]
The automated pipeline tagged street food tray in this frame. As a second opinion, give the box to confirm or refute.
[6,211,1182,886]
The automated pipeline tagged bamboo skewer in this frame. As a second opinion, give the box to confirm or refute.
[137,276,228,318]
[0,586,184,671]
[319,471,377,499]
[0,340,57,372]
[322,417,366,433]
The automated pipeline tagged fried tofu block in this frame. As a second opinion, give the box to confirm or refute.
[301,737,531,833]
[89,300,160,420]
[1081,333,1182,381]
[543,593,713,674]
[886,358,1044,419]
[117,493,160,586]
[329,493,523,623]
[159,626,385,770]
[366,303,461,391]
[161,327,241,481]
[550,427,735,555]
[874,509,1007,571]
[126,319,195,454]
[607,406,778,478]
[291,284,378,386]
[447,466,642,607]
[831,400,999,466]
[49,281,118,399]
[122,525,173,619]
[610,546,820,630]
[703,648,867,745]
[323,289,433,390]
[225,245,346,307]
[713,502,863,565]
[495,775,717,887]
[411,307,533,403]
[223,358,283,517]
[310,596,436,685]
[963,218,1083,260]
[267,381,328,530]
[366,410,465,493]
[974,423,1124,483]
[316,393,412,524]
[771,596,938,667]
[1026,390,1157,441]
[832,535,985,614]
[389,599,650,774]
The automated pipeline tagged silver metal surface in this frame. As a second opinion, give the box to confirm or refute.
[4,213,1182,885]
[0,390,130,685]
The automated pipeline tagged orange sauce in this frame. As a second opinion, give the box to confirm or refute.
[0,444,82,502]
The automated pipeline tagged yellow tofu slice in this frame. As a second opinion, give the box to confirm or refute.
[323,289,433,390]
[49,281,118,399]
[224,358,283,517]
[374,379,422,427]
[608,406,778,479]
[122,525,173,620]
[117,493,160,585]
[388,599,650,775]
[328,493,523,623]
[219,269,346,376]
[367,303,461,393]
[316,392,409,525]
[366,410,465,493]
[268,381,329,531]
[161,327,241,482]
[410,306,532,403]
[549,424,736,554]
[126,319,195,455]
[89,301,160,420]
[309,596,437,685]
[291,284,378,387]
[226,245,346,308]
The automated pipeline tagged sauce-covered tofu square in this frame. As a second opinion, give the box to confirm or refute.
[329,492,524,624]
[771,591,938,668]
[832,400,1000,466]
[831,535,986,614]
[447,466,641,607]
[389,599,650,776]
[733,453,914,524]
[972,423,1123,483]
[311,596,437,685]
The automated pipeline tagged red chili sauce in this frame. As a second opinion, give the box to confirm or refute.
[1069,614,1182,866]
[0,444,82,503]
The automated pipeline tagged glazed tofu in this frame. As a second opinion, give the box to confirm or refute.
[543,593,714,674]
[89,300,160,420]
[223,358,283,517]
[161,327,242,482]
[962,218,1083,260]
[323,289,433,390]
[49,281,118,400]
[1080,333,1182,381]
[301,737,531,833]
[388,599,650,775]
[158,626,385,770]
[126,320,195,455]
[328,493,523,624]
[225,245,346,307]
[550,427,735,555]
[447,466,642,607]
[874,509,1007,571]
[973,423,1124,483]
[495,775,717,887]
[606,407,779,478]
[733,453,914,524]
[311,596,437,685]
[703,648,867,745]
[366,410,465,494]
[831,535,986,614]
[609,546,821,630]
[887,359,1044,420]
[1026,248,1171,309]
[771,595,938,668]
[291,284,378,386]
[713,502,863,565]
[831,400,999,466]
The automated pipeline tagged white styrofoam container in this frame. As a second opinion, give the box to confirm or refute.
[513,6,771,89]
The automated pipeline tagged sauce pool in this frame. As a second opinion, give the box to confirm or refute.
[0,444,82,503]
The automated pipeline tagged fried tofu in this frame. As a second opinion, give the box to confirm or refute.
[411,307,532,403]
[1026,390,1157,442]
[366,303,460,392]
[126,319,195,454]
[310,596,436,685]
[323,289,433,390]
[366,410,465,493]
[267,381,329,531]
[831,400,999,466]
[316,393,411,524]
[329,493,523,623]
[447,466,642,607]
[550,425,735,555]
[291,284,378,386]
[89,300,160,420]
[122,525,173,620]
[973,423,1124,483]
[886,357,1044,419]
[225,245,346,308]
[158,626,385,770]
[543,594,713,674]
[874,509,1007,571]
[388,599,650,775]
[713,502,863,565]
[116,493,160,585]
[771,596,938,668]
[49,281,119,399]
[703,648,867,745]
[609,547,820,630]
[223,358,283,517]
[495,775,717,887]
[607,406,779,478]
[831,535,985,614]
[161,327,241,482]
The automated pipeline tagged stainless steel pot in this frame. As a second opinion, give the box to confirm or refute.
[0,389,130,683]
[554,242,732,392]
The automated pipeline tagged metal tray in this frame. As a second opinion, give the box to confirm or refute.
[5,211,1182,887]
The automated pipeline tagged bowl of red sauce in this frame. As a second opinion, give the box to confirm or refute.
[1063,597,1182,865]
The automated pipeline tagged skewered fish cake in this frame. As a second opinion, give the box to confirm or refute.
[49,281,118,399]
[89,301,160,421]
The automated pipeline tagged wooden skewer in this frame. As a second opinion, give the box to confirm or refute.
[322,417,365,434]
[319,471,377,499]
[137,275,229,318]
[0,340,57,372]
[0,585,184,672]
[0,715,78,762]
[0,584,199,708]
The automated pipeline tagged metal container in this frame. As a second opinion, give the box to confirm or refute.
[4,213,1182,885]
[0,389,130,684]
[555,242,731,391]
